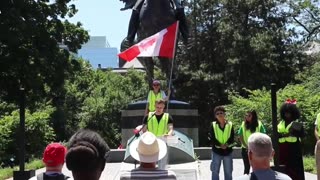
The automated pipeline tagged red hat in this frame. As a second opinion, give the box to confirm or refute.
[43,143,67,167]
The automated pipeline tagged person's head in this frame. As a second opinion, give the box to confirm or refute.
[280,99,300,122]
[247,133,274,170]
[152,80,161,92]
[214,106,226,121]
[42,142,67,172]
[130,132,167,167]
[245,110,258,132]
[155,99,166,114]
[66,129,110,180]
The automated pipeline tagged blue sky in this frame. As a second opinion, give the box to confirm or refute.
[67,0,131,51]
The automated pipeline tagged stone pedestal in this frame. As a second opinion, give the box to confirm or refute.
[121,100,199,147]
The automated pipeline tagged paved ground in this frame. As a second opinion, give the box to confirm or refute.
[7,159,317,180]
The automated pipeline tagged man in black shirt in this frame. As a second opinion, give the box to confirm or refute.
[142,99,173,137]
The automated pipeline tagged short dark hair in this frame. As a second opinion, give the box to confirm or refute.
[214,106,226,114]
[66,129,110,172]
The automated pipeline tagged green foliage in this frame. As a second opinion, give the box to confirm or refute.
[0,168,13,180]
[296,60,320,93]
[0,0,89,105]
[0,107,55,164]
[287,0,320,41]
[226,88,272,134]
[0,159,44,180]
[174,0,318,146]
[61,62,148,147]
[303,155,317,174]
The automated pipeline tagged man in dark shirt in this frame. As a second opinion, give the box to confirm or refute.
[142,99,173,137]
[209,106,234,180]
[141,99,173,169]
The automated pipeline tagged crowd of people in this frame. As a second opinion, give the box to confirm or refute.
[27,81,318,180]
[207,99,308,180]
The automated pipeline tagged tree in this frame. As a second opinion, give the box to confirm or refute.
[60,60,148,147]
[174,0,314,145]
[287,0,320,41]
[0,0,89,106]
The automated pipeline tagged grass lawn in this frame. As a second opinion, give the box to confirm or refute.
[0,160,43,180]
[304,155,317,174]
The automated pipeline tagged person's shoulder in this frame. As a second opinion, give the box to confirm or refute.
[234,174,250,180]
[275,171,292,180]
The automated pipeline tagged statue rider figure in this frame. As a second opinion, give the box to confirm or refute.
[120,0,189,48]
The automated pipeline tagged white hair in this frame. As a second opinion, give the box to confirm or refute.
[248,133,273,158]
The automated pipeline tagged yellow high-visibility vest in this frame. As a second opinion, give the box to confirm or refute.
[147,112,169,136]
[241,121,262,148]
[212,121,232,146]
[148,91,164,112]
[278,120,298,143]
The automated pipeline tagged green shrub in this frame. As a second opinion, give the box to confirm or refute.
[0,107,56,165]
[303,155,316,174]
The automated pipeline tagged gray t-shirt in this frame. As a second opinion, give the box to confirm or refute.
[235,169,292,180]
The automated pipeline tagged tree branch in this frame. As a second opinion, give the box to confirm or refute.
[293,16,310,33]
[306,9,320,23]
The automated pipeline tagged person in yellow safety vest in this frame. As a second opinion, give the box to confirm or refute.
[208,106,234,180]
[314,112,320,180]
[142,99,173,170]
[142,99,173,137]
[238,110,266,175]
[278,99,305,180]
[145,80,170,115]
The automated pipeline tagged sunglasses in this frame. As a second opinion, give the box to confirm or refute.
[153,84,160,86]
[215,112,224,115]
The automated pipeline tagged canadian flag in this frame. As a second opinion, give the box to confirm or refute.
[118,21,179,62]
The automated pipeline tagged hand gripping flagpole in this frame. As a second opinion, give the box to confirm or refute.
[166,21,179,112]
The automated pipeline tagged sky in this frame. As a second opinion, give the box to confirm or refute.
[67,0,131,51]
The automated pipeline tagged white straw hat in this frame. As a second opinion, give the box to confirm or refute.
[129,132,167,163]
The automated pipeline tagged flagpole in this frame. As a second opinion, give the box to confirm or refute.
[166,21,180,112]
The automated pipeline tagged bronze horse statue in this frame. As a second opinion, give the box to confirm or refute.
[120,0,188,91]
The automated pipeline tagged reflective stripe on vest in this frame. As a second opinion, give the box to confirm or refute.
[147,112,169,136]
[277,120,297,143]
[241,121,262,148]
[148,91,163,111]
[212,121,232,146]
